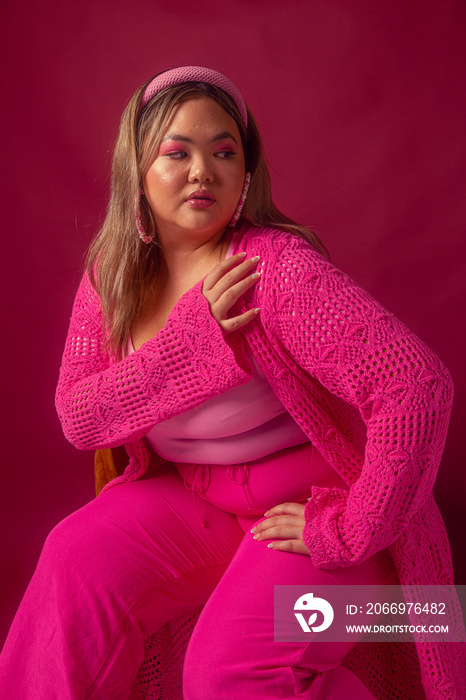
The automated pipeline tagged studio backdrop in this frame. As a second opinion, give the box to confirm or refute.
[1,0,465,646]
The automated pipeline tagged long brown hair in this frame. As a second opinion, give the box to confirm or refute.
[87,76,327,356]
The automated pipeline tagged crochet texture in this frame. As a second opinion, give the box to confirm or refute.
[56,225,464,700]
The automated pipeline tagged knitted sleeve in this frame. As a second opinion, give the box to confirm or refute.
[261,235,454,568]
[55,271,249,450]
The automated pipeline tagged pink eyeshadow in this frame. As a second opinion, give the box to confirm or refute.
[158,141,186,155]
[215,142,237,152]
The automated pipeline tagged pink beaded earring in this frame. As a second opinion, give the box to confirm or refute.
[135,192,152,244]
[228,172,251,227]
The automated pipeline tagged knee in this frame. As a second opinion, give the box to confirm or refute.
[42,512,80,561]
[40,507,103,584]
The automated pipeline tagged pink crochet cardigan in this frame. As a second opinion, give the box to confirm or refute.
[56,225,464,700]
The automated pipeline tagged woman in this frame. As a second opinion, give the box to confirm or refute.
[0,66,462,699]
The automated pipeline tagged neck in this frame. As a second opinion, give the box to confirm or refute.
[158,228,232,285]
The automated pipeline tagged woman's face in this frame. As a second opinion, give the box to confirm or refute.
[143,97,246,248]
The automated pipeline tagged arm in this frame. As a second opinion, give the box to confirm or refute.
[259,236,454,567]
[55,270,250,450]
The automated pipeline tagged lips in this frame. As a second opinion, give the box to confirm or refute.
[186,189,216,208]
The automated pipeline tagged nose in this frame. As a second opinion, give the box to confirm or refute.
[188,153,213,183]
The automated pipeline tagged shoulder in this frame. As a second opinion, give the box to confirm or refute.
[238,224,330,268]
[76,267,100,301]
[65,268,105,344]
[237,224,292,252]
[239,224,346,293]
[238,224,314,255]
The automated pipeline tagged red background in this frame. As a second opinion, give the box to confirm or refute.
[1,0,465,646]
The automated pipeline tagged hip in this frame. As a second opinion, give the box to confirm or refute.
[174,441,348,520]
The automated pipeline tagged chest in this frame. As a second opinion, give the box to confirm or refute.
[131,282,191,350]
[130,263,215,350]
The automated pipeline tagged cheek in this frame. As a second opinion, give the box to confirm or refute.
[145,164,180,193]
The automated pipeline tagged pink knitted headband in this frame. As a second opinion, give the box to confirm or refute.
[139,66,248,126]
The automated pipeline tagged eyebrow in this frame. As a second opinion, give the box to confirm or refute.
[162,131,238,145]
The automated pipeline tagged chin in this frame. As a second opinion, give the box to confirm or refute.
[184,217,231,237]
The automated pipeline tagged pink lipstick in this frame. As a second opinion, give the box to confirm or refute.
[186,189,215,208]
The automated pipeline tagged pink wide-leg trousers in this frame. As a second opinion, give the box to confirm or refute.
[0,444,397,699]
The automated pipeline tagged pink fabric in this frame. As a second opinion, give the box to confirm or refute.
[0,451,396,699]
[143,356,309,464]
[140,66,248,126]
[127,228,308,464]
[175,442,348,528]
[55,225,465,698]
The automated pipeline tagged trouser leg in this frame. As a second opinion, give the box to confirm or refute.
[0,462,245,700]
[183,518,397,700]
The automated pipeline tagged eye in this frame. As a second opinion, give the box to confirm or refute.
[164,150,187,159]
[215,150,237,159]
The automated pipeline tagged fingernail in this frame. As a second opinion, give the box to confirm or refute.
[254,308,261,314]
[263,511,269,517]
[238,252,247,257]
[251,255,260,262]
[267,543,274,549]
[250,527,256,534]
[251,272,261,279]
[253,534,260,540]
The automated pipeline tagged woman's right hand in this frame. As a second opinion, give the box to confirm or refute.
[202,252,261,334]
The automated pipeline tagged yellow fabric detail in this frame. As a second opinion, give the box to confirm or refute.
[94,448,118,496]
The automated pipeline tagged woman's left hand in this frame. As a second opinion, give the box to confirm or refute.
[251,502,309,556]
